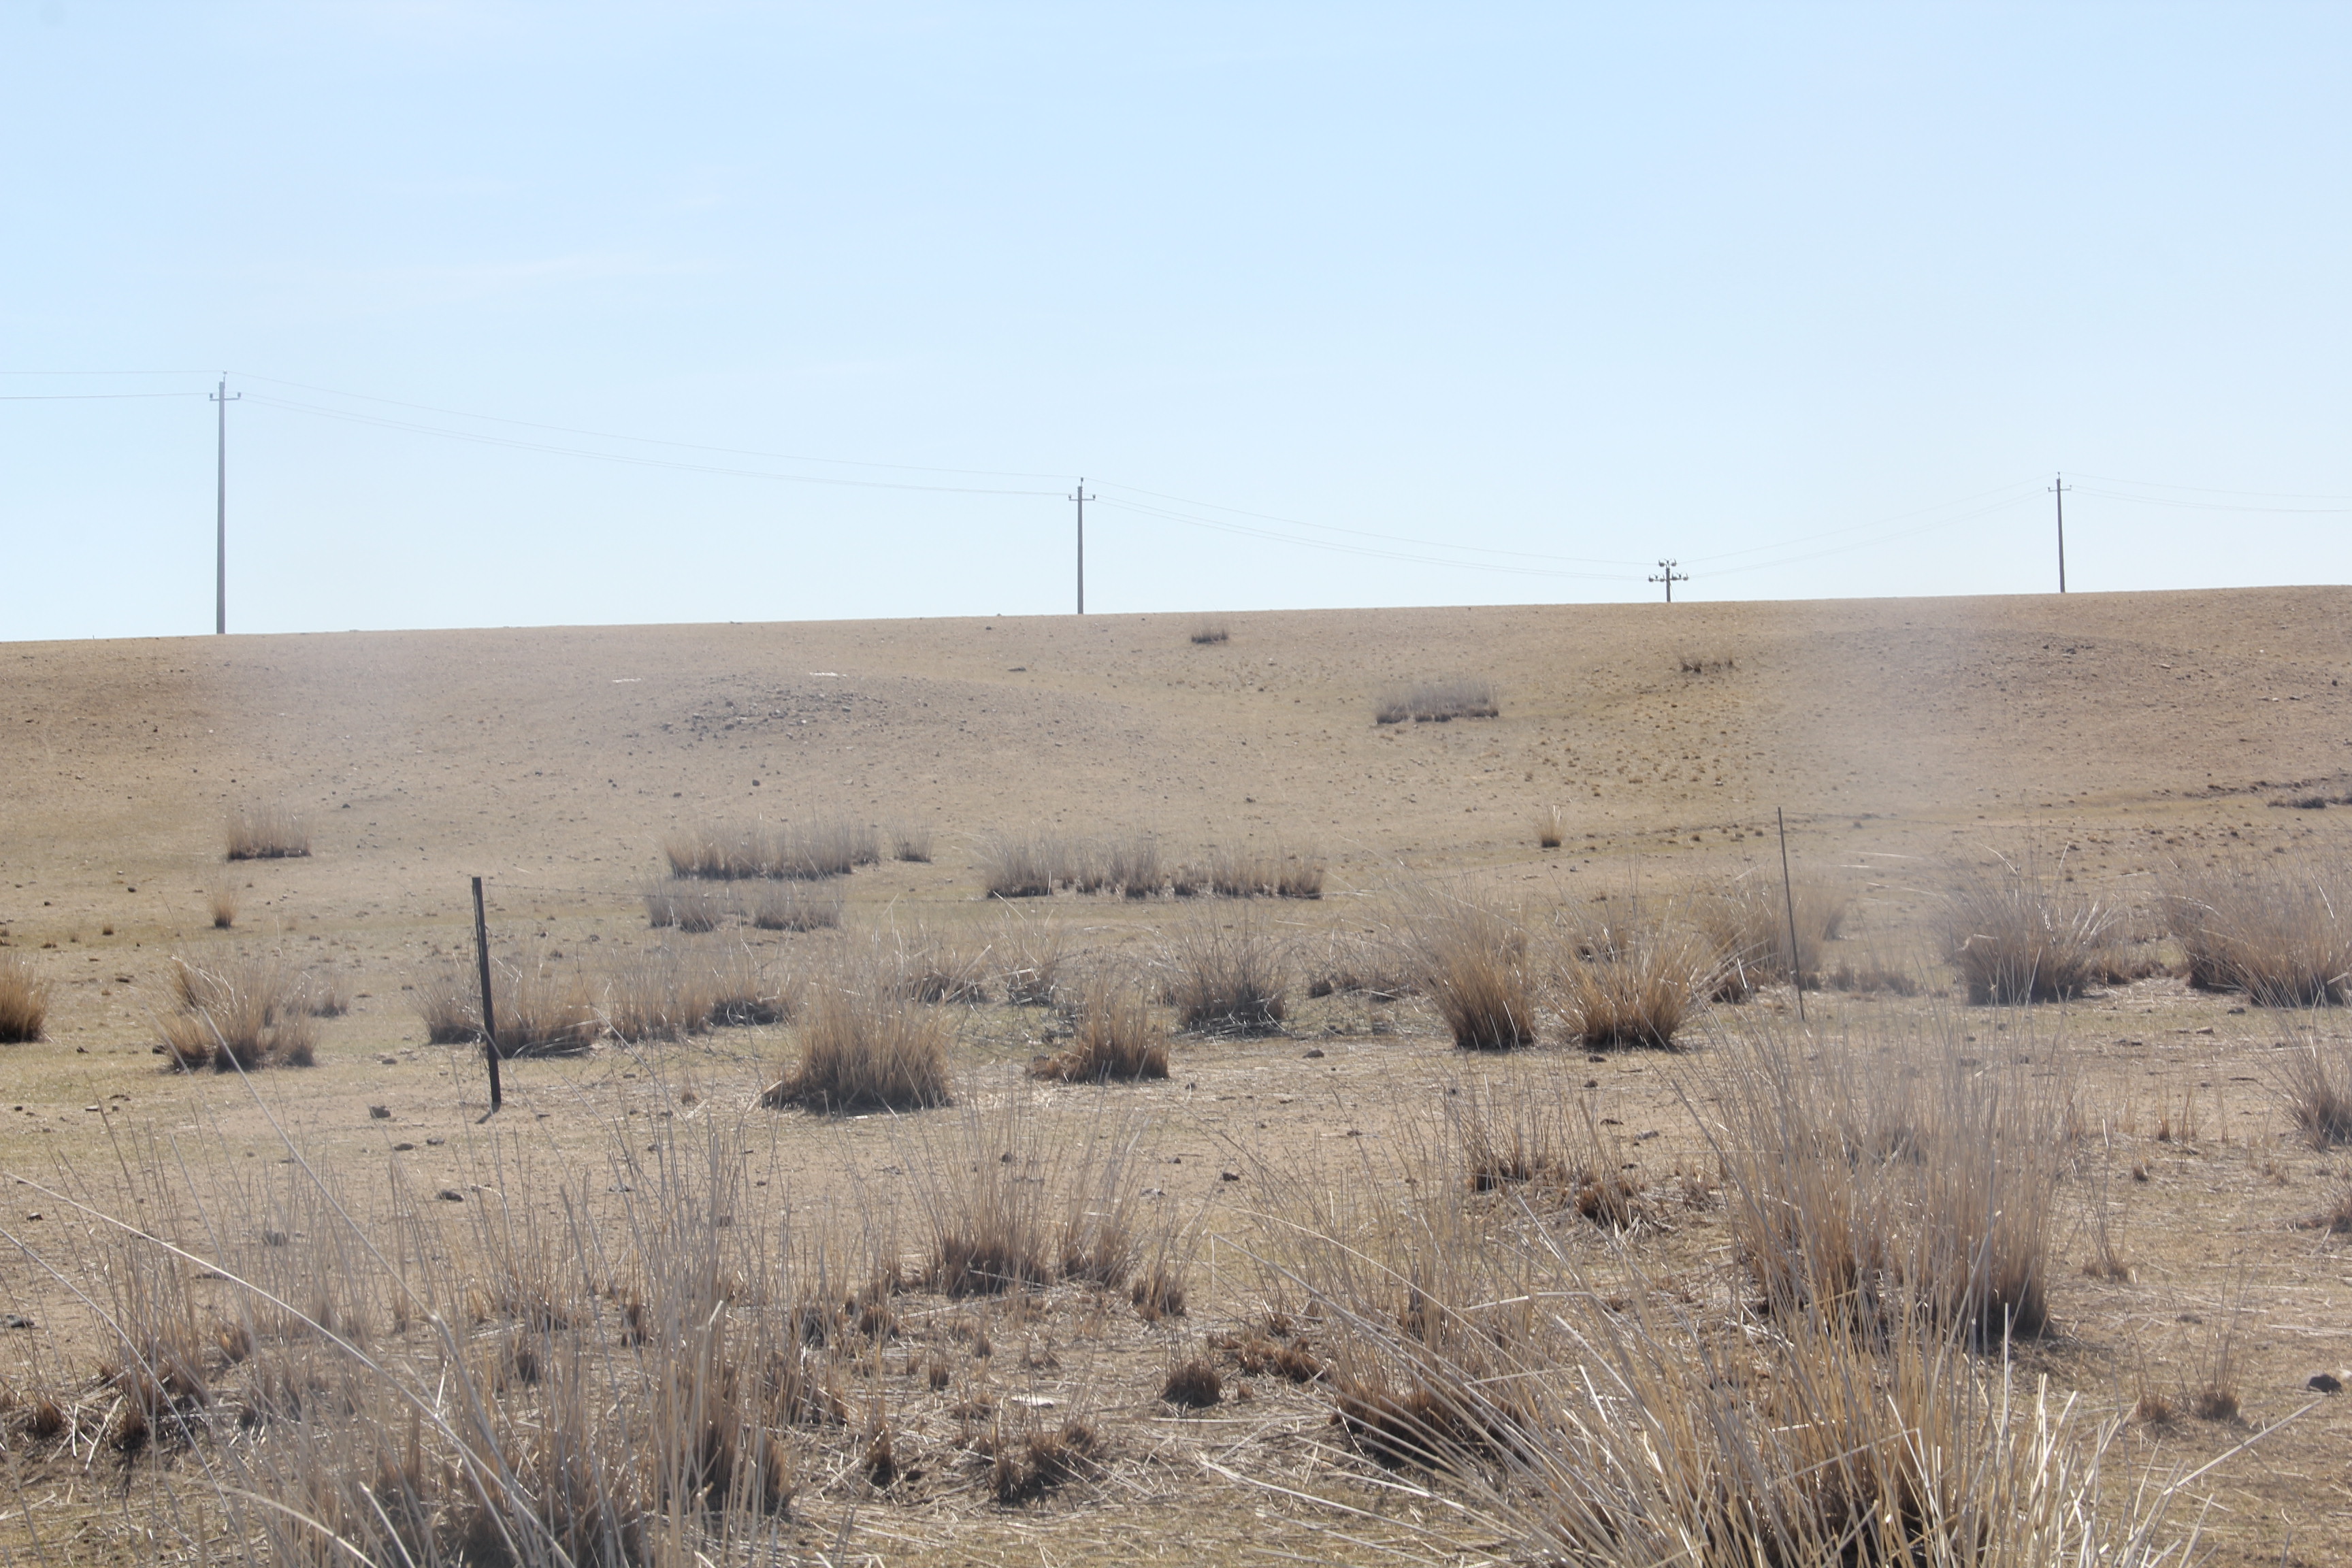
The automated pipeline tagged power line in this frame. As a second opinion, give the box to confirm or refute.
[1088,494,1641,581]
[0,391,207,400]
[1648,560,1688,602]
[1095,478,1650,567]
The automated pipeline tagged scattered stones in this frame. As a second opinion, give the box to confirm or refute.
[437,1188,464,1203]
[368,1105,391,1120]
[1,1313,34,1330]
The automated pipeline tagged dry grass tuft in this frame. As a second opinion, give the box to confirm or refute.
[894,924,991,1004]
[1943,851,2118,1004]
[225,801,310,860]
[1188,619,1230,644]
[1160,1358,1222,1407]
[663,819,867,881]
[1164,916,1288,1035]
[1699,875,1849,998]
[1405,895,1535,1050]
[1031,978,1169,1082]
[1556,913,1713,1049]
[1535,805,1567,849]
[762,944,953,1113]
[1207,843,1324,899]
[1131,1263,1187,1322]
[995,913,1070,1006]
[208,882,240,930]
[2164,858,2352,1005]
[2283,1045,2352,1147]
[412,957,600,1056]
[748,879,843,932]
[645,879,732,932]
[887,822,934,863]
[159,953,321,1071]
[1373,678,1498,725]
[0,953,49,1043]
[978,830,1063,899]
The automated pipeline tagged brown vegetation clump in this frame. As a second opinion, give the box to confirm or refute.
[1535,805,1567,850]
[978,830,1064,898]
[2282,1045,2352,1147]
[995,913,1069,1006]
[748,880,843,932]
[1164,916,1288,1034]
[412,958,600,1056]
[1161,1358,1222,1407]
[159,953,321,1070]
[1373,678,1498,725]
[663,819,868,881]
[894,925,990,1004]
[1698,875,1849,998]
[1407,896,1535,1050]
[646,879,731,932]
[208,883,240,930]
[1556,915,1712,1049]
[888,822,934,863]
[1942,851,2119,1004]
[1189,619,1230,644]
[1032,979,1169,1082]
[2163,859,2352,1005]
[225,801,310,860]
[762,947,953,1113]
[1207,843,1324,899]
[600,952,718,1043]
[0,953,48,1043]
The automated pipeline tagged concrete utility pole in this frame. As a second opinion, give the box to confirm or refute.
[1071,477,1094,613]
[211,375,240,634]
[1648,559,1688,602]
[2051,472,2071,593]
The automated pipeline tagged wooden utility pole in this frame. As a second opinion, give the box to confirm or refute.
[1071,477,1094,613]
[2051,472,2071,593]
[210,376,240,634]
[472,877,503,1113]
[1777,807,1805,1025]
[1648,559,1688,602]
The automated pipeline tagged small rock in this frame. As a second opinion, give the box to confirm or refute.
[378,1054,398,1066]
[2310,1372,2343,1394]
[425,1137,444,1147]
[437,1188,464,1203]
[1220,1170,1241,1183]
[1,1313,34,1330]
[391,1142,414,1152]
[368,1105,391,1120]
[1302,1048,1324,1059]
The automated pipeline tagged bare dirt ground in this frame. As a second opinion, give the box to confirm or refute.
[3,585,2351,1565]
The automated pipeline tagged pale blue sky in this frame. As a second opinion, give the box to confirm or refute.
[5,2,2348,639]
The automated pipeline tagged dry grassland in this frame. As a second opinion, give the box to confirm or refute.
[0,587,2350,1565]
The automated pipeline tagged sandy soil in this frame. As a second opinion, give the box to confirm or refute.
[2,585,2351,1565]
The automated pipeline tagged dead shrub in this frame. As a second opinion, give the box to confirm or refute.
[895,924,990,1004]
[208,883,240,930]
[1032,978,1169,1083]
[1165,915,1288,1034]
[1407,895,1535,1050]
[0,953,48,1043]
[1303,926,1415,1000]
[762,944,953,1113]
[1207,843,1324,899]
[600,951,717,1043]
[748,880,843,932]
[1942,851,2118,1004]
[1373,678,1498,725]
[1535,805,1567,849]
[1131,1262,1187,1322]
[159,953,322,1071]
[225,801,310,860]
[706,948,792,1027]
[2163,859,2352,1006]
[888,823,934,863]
[1189,620,1229,644]
[983,1419,1102,1504]
[1450,1080,1640,1227]
[994,913,1069,1007]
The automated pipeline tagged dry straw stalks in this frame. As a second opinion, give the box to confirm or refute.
[2165,856,2352,1006]
[1239,1017,2204,1567]
[979,828,1323,901]
[1942,850,2120,1004]
[0,951,49,1043]
[762,936,955,1111]
[662,818,877,881]
[1373,678,1499,725]
[223,800,309,861]
[155,951,332,1069]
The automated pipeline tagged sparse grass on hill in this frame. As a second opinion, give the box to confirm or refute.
[0,953,50,1043]
[1373,678,1497,725]
[224,801,309,861]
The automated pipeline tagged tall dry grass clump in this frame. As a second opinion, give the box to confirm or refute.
[1207,842,1324,899]
[1554,911,1714,1049]
[208,881,240,929]
[2163,858,2352,1005]
[1699,873,1850,997]
[224,800,310,860]
[1373,677,1498,725]
[1403,894,1535,1050]
[663,818,869,881]
[977,830,1064,898]
[1032,977,1169,1083]
[0,952,49,1043]
[1189,619,1229,644]
[762,942,953,1112]
[887,821,934,863]
[645,879,732,932]
[412,957,599,1056]
[994,911,1071,1006]
[1943,851,2119,1004]
[748,880,843,932]
[159,952,320,1070]
[2281,1043,2352,1147]
[1164,915,1288,1035]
